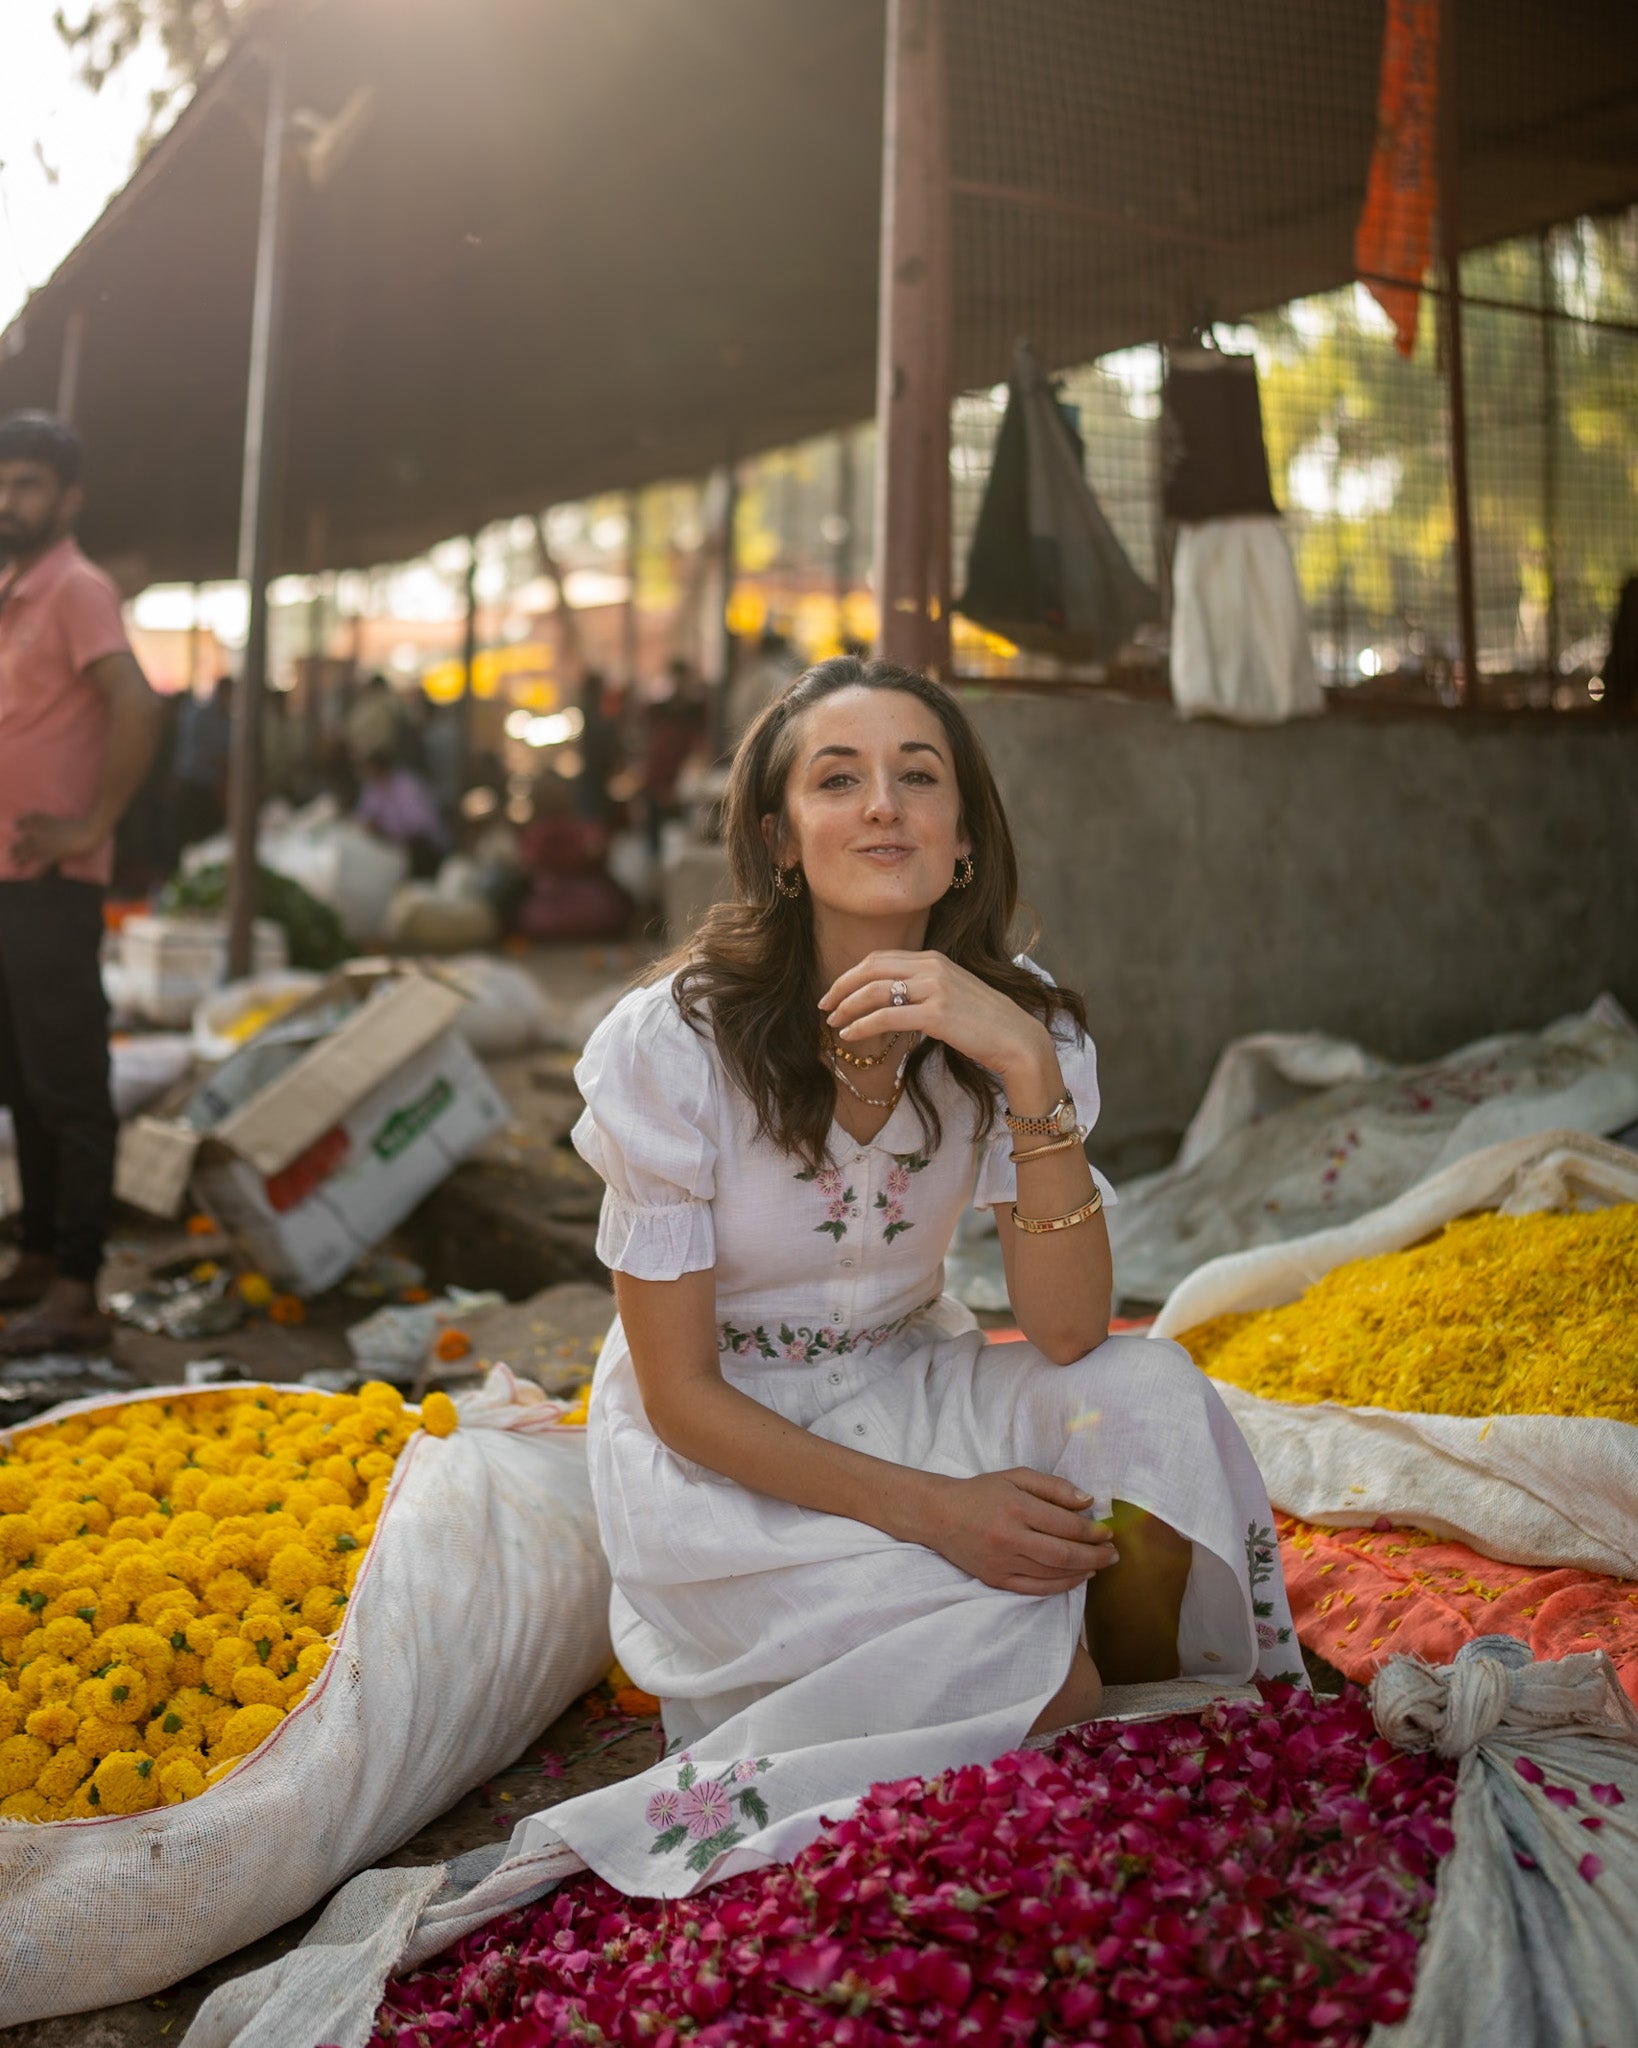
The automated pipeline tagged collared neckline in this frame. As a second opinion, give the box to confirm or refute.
[0,533,78,610]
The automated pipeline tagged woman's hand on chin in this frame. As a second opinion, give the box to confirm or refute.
[908,1468,1118,1595]
[819,949,1056,1088]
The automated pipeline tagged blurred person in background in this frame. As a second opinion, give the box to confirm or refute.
[345,671,403,771]
[515,765,632,942]
[576,669,623,828]
[0,411,162,1355]
[354,748,448,878]
[170,672,233,853]
[638,657,708,856]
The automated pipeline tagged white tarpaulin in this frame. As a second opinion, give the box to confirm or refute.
[1109,997,1638,1307]
[1152,1131,1638,1576]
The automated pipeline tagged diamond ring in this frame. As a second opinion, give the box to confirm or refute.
[889,979,910,1007]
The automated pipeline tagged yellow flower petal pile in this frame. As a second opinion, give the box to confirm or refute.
[0,1380,456,1823]
[1182,1205,1638,1422]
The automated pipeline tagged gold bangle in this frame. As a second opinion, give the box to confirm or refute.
[1012,1189,1104,1234]
[1008,1132,1082,1163]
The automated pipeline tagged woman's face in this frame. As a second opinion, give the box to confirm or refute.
[771,686,969,921]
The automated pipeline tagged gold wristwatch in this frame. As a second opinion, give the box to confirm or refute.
[1003,1089,1078,1138]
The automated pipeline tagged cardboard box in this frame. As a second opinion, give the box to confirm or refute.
[116,962,510,1294]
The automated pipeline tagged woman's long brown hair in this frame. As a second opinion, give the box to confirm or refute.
[659,656,1087,1170]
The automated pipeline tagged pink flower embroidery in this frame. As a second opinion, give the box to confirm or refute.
[733,1759,762,1783]
[645,1789,681,1830]
[678,1778,733,1839]
[885,1164,910,1197]
[1257,1621,1279,1650]
[826,1198,848,1222]
[815,1166,842,1197]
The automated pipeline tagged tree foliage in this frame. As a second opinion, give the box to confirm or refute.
[54,0,245,144]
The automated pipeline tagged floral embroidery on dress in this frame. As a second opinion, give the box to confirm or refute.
[794,1162,856,1241]
[1247,1521,1293,1651]
[646,1752,773,1874]
[718,1296,937,1363]
[875,1150,930,1243]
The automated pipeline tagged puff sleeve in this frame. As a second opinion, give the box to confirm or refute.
[572,980,719,1279]
[971,960,1117,1214]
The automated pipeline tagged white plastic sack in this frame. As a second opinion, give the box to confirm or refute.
[0,1369,611,2028]
[1169,514,1322,725]
[192,973,327,1064]
[442,955,552,1058]
[1368,1642,1638,2048]
[1110,996,1638,1306]
[186,799,409,945]
[382,885,498,955]
[1153,1130,1638,1576]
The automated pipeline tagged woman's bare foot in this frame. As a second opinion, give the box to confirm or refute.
[1029,1644,1104,1735]
[0,1251,57,1309]
[0,1276,113,1357]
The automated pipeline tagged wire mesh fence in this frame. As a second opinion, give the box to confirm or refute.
[934,0,1637,706]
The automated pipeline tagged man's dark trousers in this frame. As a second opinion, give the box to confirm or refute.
[0,876,115,1283]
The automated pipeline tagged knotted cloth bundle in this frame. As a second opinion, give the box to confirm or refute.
[1367,1639,1638,2048]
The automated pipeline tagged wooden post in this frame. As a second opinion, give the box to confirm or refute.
[227,42,292,976]
[1437,0,1479,710]
[872,0,952,677]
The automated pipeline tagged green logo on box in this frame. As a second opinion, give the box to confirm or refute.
[372,1076,454,1161]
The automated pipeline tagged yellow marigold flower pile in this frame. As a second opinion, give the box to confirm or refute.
[1182,1205,1638,1422]
[0,1380,457,1823]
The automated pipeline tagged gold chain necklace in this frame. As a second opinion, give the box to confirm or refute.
[826,1047,910,1111]
[826,1027,904,1070]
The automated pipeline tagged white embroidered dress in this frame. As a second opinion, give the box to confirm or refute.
[538,969,1300,1895]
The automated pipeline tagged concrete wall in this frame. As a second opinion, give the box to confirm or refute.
[968,696,1638,1172]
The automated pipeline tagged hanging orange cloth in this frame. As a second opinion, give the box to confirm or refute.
[1355,0,1441,355]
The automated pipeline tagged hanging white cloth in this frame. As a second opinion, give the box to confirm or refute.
[1170,514,1323,725]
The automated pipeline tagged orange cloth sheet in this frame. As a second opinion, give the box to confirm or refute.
[1279,1513,1638,1708]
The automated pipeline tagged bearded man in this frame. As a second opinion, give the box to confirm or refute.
[0,411,161,1355]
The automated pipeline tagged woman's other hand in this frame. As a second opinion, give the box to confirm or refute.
[912,1468,1118,1594]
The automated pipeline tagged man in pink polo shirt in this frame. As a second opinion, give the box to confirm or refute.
[0,411,162,1355]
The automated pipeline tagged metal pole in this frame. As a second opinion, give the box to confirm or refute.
[872,0,952,676]
[834,430,856,642]
[227,44,292,975]
[1538,230,1559,679]
[56,309,86,425]
[532,511,585,680]
[720,454,739,695]
[621,489,640,689]
[305,577,326,792]
[1437,0,1479,710]
[459,535,478,802]
[187,583,203,697]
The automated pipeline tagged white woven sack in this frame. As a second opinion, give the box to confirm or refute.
[0,1368,612,2027]
[1150,1130,1638,1575]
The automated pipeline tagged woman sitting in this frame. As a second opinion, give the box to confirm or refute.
[550,655,1299,1893]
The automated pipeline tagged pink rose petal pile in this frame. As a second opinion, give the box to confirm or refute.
[372,1685,1455,2048]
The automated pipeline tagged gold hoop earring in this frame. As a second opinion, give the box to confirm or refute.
[774,863,804,900]
[951,854,975,890]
